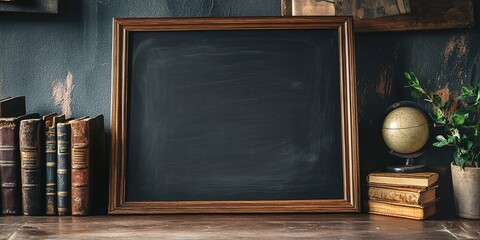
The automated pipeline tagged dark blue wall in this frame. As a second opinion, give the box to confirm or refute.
[0,0,279,122]
[1,0,479,216]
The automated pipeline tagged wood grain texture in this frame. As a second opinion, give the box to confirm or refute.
[110,17,359,214]
[281,0,474,32]
[0,215,479,239]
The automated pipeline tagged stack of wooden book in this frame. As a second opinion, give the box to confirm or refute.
[365,172,439,220]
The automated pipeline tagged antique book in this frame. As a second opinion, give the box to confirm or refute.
[366,172,438,188]
[0,113,39,215]
[20,118,45,215]
[71,115,105,215]
[0,96,26,118]
[368,185,437,206]
[366,199,437,220]
[44,113,65,215]
[56,119,75,216]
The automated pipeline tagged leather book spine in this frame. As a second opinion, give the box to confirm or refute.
[45,125,57,215]
[57,123,71,215]
[71,120,90,216]
[368,187,421,205]
[0,119,20,214]
[20,119,44,216]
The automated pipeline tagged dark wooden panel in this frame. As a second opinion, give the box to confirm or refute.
[282,0,474,32]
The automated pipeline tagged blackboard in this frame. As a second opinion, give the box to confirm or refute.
[110,17,359,214]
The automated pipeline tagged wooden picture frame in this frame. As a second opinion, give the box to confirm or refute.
[281,0,474,32]
[110,17,359,214]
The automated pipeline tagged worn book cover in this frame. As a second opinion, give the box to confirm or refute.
[366,199,437,220]
[0,113,39,215]
[366,172,438,188]
[56,117,84,216]
[57,121,71,216]
[71,115,105,215]
[20,118,45,215]
[367,184,437,206]
[44,113,65,215]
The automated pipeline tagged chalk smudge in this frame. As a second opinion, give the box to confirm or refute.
[52,72,74,118]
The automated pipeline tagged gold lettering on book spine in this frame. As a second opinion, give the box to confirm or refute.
[72,148,87,163]
[0,122,15,129]
[21,150,38,162]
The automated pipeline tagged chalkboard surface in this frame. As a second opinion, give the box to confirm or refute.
[125,29,343,202]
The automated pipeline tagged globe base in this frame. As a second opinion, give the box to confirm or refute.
[387,158,425,173]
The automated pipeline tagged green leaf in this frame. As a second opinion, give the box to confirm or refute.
[454,151,465,167]
[433,108,444,120]
[460,94,476,102]
[429,113,445,125]
[476,85,480,102]
[404,72,412,80]
[467,140,474,151]
[452,113,466,126]
[433,141,449,147]
[412,73,419,84]
[431,110,446,124]
[459,160,466,169]
[411,85,424,94]
[441,99,451,111]
[411,89,422,99]
[462,86,473,95]
[468,103,479,112]
[436,135,447,142]
[454,109,469,115]
[458,94,472,101]
[432,94,442,107]
[435,119,446,125]
[433,135,449,147]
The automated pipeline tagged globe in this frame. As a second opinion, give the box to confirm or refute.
[382,105,430,155]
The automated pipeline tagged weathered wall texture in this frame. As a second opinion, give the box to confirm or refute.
[355,2,479,216]
[0,0,479,216]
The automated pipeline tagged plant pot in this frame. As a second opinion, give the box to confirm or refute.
[451,163,480,219]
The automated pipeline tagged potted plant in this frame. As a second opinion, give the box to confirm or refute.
[405,72,480,219]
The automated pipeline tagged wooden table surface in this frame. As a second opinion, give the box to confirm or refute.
[0,214,478,239]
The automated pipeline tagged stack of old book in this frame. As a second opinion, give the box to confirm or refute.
[0,96,106,216]
[366,172,439,220]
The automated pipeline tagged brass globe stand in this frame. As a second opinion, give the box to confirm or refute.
[382,101,432,173]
